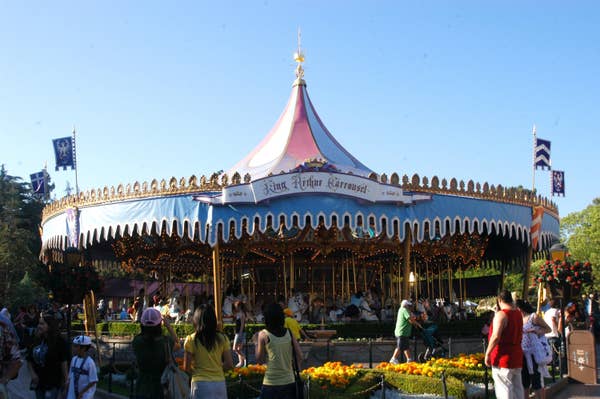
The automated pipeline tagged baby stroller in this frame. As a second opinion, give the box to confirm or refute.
[416,321,447,362]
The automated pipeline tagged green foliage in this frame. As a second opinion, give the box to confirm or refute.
[561,198,600,291]
[33,262,102,304]
[8,272,46,312]
[93,319,486,340]
[441,367,486,384]
[382,371,466,399]
[0,165,46,307]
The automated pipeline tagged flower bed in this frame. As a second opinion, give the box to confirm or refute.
[224,354,486,398]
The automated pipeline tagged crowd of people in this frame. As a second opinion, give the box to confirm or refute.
[131,303,302,399]
[0,302,99,399]
[480,289,600,399]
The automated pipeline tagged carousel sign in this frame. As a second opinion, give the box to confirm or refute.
[196,172,431,205]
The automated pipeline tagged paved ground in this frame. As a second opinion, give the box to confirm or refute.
[558,383,600,398]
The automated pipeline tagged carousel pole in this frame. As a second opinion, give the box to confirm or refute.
[342,260,346,300]
[352,256,357,293]
[363,263,367,292]
[332,264,336,303]
[212,241,223,329]
[413,258,418,299]
[283,256,288,301]
[438,263,443,299]
[458,268,463,308]
[397,257,402,302]
[379,264,383,295]
[290,254,296,296]
[347,260,351,297]
[402,227,412,300]
[447,260,452,302]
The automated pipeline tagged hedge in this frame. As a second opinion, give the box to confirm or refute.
[83,318,486,340]
[383,371,467,399]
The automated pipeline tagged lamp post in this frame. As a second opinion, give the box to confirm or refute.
[409,271,416,299]
[549,241,568,376]
[63,247,82,343]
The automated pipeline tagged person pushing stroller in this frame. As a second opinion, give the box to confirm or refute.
[414,311,447,362]
[390,299,422,364]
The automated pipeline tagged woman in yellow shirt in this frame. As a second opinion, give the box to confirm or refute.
[183,305,233,399]
[256,303,303,399]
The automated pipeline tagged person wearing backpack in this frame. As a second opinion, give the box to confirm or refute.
[66,335,97,399]
[132,308,180,399]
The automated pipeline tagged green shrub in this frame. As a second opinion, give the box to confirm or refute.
[383,371,467,399]
[92,318,486,340]
[441,367,487,384]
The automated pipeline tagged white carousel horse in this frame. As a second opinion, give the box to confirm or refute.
[359,298,379,321]
[288,292,307,321]
[222,295,235,323]
[169,289,184,323]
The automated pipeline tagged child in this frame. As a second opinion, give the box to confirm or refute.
[66,335,97,399]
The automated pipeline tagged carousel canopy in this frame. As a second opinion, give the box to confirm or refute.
[40,48,560,256]
[227,75,372,179]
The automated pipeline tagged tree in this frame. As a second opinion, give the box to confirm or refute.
[561,198,600,291]
[0,165,46,308]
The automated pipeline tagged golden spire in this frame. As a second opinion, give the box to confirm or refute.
[293,28,306,86]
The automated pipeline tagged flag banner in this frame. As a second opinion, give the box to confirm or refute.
[530,206,544,250]
[66,207,80,248]
[53,136,76,170]
[552,170,565,196]
[30,170,47,196]
[534,137,551,170]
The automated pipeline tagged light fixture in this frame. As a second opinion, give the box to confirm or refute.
[549,241,568,261]
[409,271,416,284]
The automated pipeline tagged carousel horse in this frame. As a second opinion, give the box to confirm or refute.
[222,294,235,323]
[359,297,379,321]
[169,288,185,323]
[288,291,308,322]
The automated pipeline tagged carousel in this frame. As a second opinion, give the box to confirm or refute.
[40,45,560,324]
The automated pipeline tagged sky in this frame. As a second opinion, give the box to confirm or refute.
[1,1,598,217]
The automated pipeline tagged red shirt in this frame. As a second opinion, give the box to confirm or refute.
[488,309,523,368]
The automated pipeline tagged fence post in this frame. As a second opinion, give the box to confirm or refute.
[326,339,330,362]
[306,375,310,399]
[413,336,417,361]
[368,339,373,368]
[448,337,452,358]
[238,374,244,399]
[108,342,115,393]
[129,360,135,399]
[380,374,386,399]
[482,339,489,399]
[245,339,249,365]
[484,363,489,399]
[441,371,448,399]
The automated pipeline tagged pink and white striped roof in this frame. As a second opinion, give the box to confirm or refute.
[229,80,372,180]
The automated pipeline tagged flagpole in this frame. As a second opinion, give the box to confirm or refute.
[73,126,80,196]
[532,124,536,195]
[524,124,537,300]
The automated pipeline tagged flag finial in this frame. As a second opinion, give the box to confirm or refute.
[293,27,306,86]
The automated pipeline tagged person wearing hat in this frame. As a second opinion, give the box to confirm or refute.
[66,335,97,399]
[132,307,180,399]
[390,299,421,364]
[283,308,310,341]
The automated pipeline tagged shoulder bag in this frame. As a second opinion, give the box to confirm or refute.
[289,329,305,399]
[160,338,190,399]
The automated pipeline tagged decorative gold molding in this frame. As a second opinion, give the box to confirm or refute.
[41,171,559,223]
